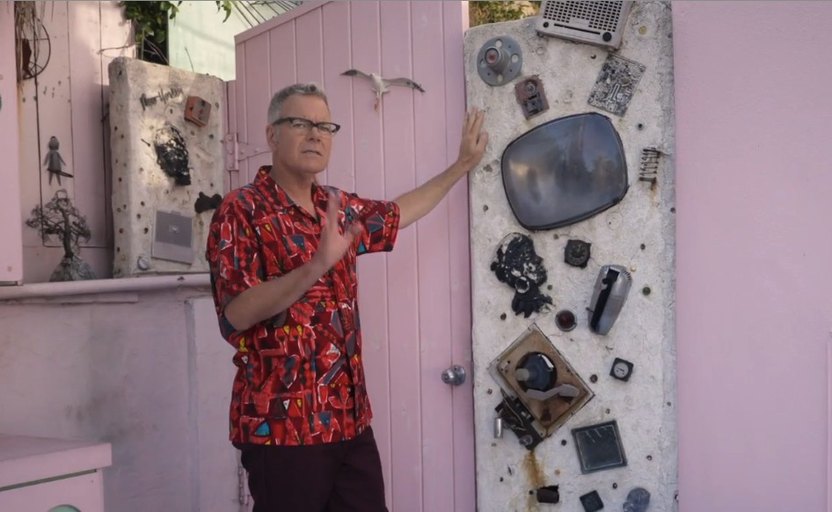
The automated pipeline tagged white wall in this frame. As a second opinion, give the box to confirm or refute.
[168,1,294,80]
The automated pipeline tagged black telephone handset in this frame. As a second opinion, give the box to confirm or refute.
[588,265,632,335]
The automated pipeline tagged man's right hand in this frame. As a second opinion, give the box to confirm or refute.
[223,192,363,333]
[311,192,364,273]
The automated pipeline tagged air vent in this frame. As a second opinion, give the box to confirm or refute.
[536,1,633,50]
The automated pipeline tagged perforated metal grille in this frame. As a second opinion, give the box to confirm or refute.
[542,1,623,33]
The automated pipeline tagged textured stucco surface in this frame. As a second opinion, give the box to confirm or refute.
[109,57,224,277]
[465,3,676,510]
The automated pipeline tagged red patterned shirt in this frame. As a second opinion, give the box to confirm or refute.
[206,166,400,446]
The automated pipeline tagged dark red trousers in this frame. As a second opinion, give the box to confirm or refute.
[239,427,388,512]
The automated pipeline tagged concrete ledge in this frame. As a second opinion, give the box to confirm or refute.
[0,435,112,491]
[0,273,211,302]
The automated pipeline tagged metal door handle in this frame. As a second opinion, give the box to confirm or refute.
[441,365,466,386]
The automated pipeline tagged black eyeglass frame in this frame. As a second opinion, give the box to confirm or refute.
[273,116,341,135]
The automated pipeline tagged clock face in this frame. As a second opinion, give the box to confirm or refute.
[610,358,633,381]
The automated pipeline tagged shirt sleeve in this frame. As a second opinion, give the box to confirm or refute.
[206,193,265,340]
[343,192,400,255]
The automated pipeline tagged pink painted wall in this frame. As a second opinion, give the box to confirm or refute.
[0,291,239,511]
[15,1,129,284]
[0,4,22,283]
[674,2,832,510]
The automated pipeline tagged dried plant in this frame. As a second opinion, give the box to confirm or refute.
[26,189,92,260]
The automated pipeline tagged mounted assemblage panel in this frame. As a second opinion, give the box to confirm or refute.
[466,1,676,509]
[489,324,593,450]
[108,57,225,277]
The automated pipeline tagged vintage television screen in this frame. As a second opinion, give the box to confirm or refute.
[501,112,628,231]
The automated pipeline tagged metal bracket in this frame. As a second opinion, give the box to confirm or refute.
[515,76,549,119]
[476,36,523,86]
[495,393,544,450]
[222,132,269,173]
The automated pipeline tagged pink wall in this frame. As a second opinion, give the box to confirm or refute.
[0,5,22,283]
[674,2,832,510]
[15,1,129,283]
[0,291,239,511]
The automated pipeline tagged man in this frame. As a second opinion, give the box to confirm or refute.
[207,83,487,511]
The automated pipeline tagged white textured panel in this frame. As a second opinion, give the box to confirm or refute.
[108,57,225,277]
[465,2,676,510]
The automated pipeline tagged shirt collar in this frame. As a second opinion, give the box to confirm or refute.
[254,165,329,216]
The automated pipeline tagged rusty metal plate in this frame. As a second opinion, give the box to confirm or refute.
[514,76,549,119]
[488,324,594,437]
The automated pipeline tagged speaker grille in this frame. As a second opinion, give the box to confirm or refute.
[542,1,624,33]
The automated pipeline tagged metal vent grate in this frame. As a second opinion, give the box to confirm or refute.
[542,1,623,33]
[537,1,632,49]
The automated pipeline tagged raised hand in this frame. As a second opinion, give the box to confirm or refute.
[311,192,364,272]
[456,108,489,172]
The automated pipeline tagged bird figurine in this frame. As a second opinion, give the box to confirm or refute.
[341,69,425,111]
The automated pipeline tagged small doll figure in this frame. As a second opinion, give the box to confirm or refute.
[43,136,73,185]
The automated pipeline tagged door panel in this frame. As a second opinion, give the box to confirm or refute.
[14,1,130,282]
[0,5,23,284]
[230,2,472,510]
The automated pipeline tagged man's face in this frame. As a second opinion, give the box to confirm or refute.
[267,94,333,179]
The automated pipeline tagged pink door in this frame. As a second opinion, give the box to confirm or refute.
[227,2,475,510]
[0,6,23,284]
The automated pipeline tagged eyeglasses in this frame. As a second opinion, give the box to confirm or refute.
[274,117,341,136]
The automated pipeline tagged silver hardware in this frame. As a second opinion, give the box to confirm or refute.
[136,255,151,271]
[494,417,504,438]
[588,265,633,335]
[441,364,466,386]
[537,1,633,50]
[476,36,522,86]
[524,384,580,401]
[152,210,194,264]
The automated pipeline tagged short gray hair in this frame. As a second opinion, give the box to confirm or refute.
[267,83,329,125]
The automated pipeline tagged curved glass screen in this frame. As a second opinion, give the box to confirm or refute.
[501,112,628,230]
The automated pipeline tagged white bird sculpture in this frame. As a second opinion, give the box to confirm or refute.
[341,69,426,111]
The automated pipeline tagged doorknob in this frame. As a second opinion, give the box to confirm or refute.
[441,365,466,386]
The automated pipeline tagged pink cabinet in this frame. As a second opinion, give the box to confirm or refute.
[0,436,112,512]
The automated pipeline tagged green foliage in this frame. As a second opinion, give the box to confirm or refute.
[120,1,233,64]
[120,1,182,63]
[469,1,540,27]
[216,0,234,22]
